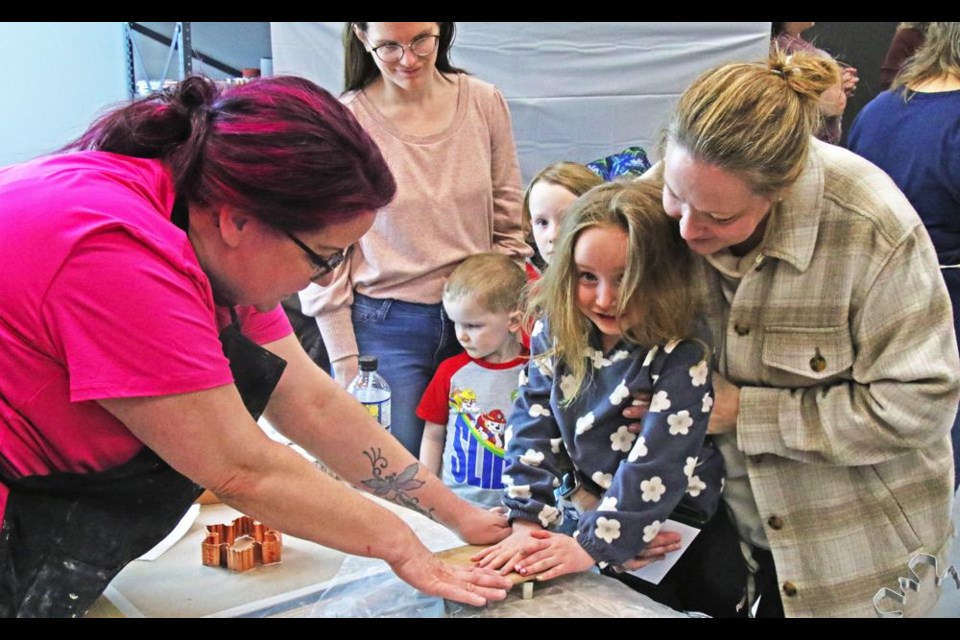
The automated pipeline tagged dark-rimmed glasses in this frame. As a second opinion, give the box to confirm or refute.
[369,34,440,63]
[286,231,346,281]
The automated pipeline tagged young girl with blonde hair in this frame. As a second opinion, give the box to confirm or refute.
[475,180,748,617]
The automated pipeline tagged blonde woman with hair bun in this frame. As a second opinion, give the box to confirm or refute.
[634,49,959,617]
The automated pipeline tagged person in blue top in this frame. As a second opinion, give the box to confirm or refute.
[848,22,960,488]
[474,180,748,616]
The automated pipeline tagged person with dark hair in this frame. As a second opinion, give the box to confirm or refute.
[879,22,930,90]
[299,22,530,458]
[0,75,512,618]
[632,49,958,617]
[849,22,960,489]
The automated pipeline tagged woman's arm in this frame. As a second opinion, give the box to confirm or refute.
[260,334,511,545]
[736,227,960,466]
[486,86,532,263]
[98,368,510,605]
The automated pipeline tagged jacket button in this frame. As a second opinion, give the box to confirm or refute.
[782,581,798,597]
[767,515,783,530]
[734,324,750,336]
[809,347,826,373]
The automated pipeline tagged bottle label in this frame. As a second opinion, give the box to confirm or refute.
[361,398,391,431]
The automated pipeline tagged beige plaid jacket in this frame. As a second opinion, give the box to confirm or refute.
[647,138,959,617]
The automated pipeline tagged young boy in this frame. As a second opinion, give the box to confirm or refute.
[417,253,528,508]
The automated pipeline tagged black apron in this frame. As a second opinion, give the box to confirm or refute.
[0,198,287,617]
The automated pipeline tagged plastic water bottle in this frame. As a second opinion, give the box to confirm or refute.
[347,355,392,431]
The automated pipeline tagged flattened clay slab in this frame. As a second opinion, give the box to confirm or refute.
[433,544,531,586]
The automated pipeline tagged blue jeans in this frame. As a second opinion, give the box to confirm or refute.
[352,293,462,457]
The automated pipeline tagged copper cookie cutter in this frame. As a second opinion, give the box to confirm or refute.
[201,515,282,572]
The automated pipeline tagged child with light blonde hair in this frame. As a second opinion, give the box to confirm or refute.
[417,253,528,507]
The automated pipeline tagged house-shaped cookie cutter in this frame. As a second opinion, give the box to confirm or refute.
[201,515,282,572]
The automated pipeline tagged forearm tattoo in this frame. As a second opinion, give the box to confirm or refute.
[360,447,436,521]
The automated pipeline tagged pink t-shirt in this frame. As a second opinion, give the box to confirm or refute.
[0,152,291,519]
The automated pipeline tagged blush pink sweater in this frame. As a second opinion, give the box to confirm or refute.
[299,73,530,362]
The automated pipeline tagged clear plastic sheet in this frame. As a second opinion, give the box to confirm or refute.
[306,560,687,618]
[302,497,688,618]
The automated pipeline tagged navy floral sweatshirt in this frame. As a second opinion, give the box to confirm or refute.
[502,318,724,565]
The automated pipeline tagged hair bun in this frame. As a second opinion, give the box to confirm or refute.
[169,76,219,114]
[768,49,839,104]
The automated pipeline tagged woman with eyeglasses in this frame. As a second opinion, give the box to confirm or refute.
[0,75,513,618]
[299,22,531,458]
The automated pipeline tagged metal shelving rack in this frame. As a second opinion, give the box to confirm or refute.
[123,22,242,100]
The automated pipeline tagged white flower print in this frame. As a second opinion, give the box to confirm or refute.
[609,380,629,405]
[520,449,545,466]
[587,349,612,369]
[501,473,514,486]
[668,410,693,436]
[628,436,648,462]
[507,484,532,499]
[591,471,613,489]
[610,426,636,453]
[560,373,578,401]
[702,392,714,413]
[518,368,528,387]
[643,520,663,543]
[595,517,622,544]
[683,456,698,478]
[598,561,609,569]
[532,320,544,337]
[687,474,707,497]
[537,504,561,528]
[664,339,680,354]
[641,476,667,502]
[572,528,580,538]
[642,346,659,367]
[610,350,629,363]
[652,374,660,384]
[550,437,563,454]
[689,360,709,387]
[528,403,551,418]
[575,412,595,435]
[598,496,618,512]
[552,476,561,488]
[649,390,671,412]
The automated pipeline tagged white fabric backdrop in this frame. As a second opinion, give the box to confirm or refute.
[271,22,770,183]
